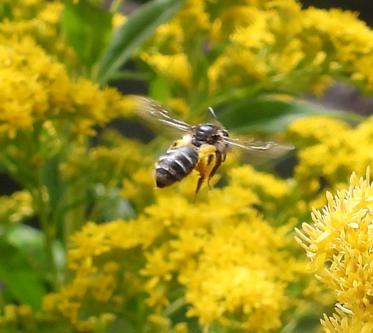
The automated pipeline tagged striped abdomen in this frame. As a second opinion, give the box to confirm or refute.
[155,146,198,188]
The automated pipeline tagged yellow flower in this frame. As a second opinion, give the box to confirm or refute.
[165,98,190,117]
[57,164,299,332]
[230,165,289,199]
[112,13,126,28]
[230,8,274,49]
[141,53,192,88]
[0,2,75,63]
[177,0,209,34]
[289,116,373,202]
[0,38,61,137]
[0,304,33,331]
[296,169,373,332]
[180,221,293,330]
[287,116,351,148]
[0,35,132,139]
[0,191,33,223]
[142,0,373,107]
[302,8,373,90]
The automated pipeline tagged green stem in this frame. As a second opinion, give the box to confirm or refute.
[110,0,123,13]
[63,183,86,246]
[192,85,264,117]
[202,325,210,333]
[109,70,151,82]
[34,186,58,289]
[163,298,186,316]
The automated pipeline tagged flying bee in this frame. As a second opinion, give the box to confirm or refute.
[134,96,293,194]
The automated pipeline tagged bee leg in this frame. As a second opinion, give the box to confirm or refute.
[206,153,215,190]
[195,144,216,195]
[195,175,205,195]
[207,151,222,188]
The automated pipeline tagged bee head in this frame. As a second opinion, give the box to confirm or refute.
[194,123,229,144]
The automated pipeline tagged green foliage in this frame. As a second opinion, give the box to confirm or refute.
[0,238,45,310]
[219,97,365,133]
[0,2,12,20]
[61,0,182,82]
[61,0,113,72]
[149,76,172,102]
[96,0,183,84]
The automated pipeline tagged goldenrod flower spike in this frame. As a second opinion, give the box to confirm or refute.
[297,168,373,333]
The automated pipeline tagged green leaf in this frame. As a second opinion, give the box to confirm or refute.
[7,225,44,258]
[0,2,12,21]
[218,97,365,134]
[149,76,172,102]
[92,184,135,221]
[0,239,45,310]
[110,70,151,81]
[96,0,182,85]
[61,0,113,70]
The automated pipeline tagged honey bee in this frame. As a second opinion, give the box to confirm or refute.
[134,96,293,194]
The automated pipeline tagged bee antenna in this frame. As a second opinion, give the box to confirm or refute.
[208,107,217,119]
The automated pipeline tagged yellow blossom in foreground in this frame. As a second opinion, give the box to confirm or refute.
[179,221,292,330]
[296,170,373,333]
[44,166,300,332]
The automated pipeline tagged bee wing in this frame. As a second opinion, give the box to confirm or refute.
[224,136,294,162]
[133,95,193,133]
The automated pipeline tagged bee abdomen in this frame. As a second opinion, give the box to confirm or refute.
[155,146,198,188]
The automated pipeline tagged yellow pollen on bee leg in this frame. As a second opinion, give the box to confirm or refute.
[196,144,218,186]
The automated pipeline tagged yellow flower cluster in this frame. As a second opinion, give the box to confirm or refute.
[44,166,301,332]
[0,37,132,139]
[142,0,373,110]
[60,131,153,214]
[0,304,33,331]
[43,258,120,330]
[303,8,373,90]
[0,191,33,224]
[43,220,156,331]
[178,221,292,330]
[2,0,44,20]
[0,1,75,63]
[296,169,373,333]
[0,0,133,203]
[0,1,371,333]
[287,116,351,148]
[0,37,66,138]
[287,116,373,208]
